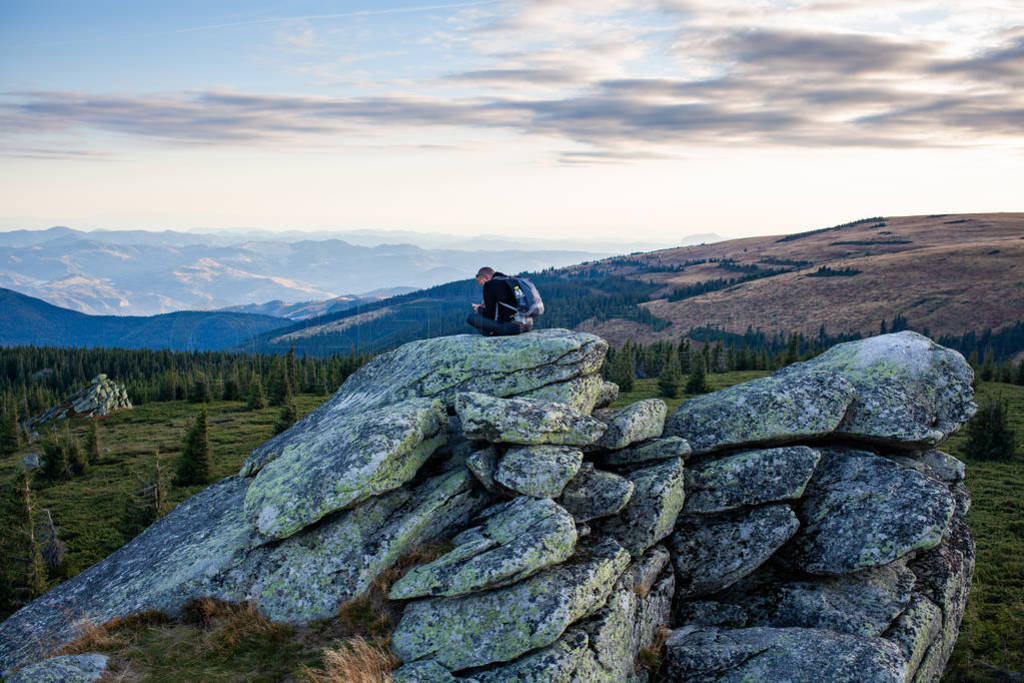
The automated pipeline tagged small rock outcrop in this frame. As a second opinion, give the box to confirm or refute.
[26,374,132,430]
[0,330,977,682]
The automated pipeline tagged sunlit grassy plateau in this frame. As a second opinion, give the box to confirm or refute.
[1,376,1021,681]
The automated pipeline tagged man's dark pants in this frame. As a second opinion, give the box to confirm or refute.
[466,312,529,336]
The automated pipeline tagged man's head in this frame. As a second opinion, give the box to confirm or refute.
[475,266,495,285]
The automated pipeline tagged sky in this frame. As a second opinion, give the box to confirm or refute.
[1,0,1022,242]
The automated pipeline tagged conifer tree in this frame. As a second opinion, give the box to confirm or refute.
[782,333,800,366]
[40,430,71,482]
[964,397,1017,461]
[1,472,48,610]
[658,354,682,399]
[273,384,298,435]
[685,352,708,395]
[175,407,211,486]
[0,402,19,457]
[246,371,266,410]
[608,347,635,393]
[124,451,169,536]
[1014,360,1024,386]
[65,423,88,476]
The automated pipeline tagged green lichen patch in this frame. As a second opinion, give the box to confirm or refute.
[456,392,606,446]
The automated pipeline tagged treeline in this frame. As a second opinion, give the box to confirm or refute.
[0,345,371,424]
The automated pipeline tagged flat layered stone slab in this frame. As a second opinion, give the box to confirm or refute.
[594,399,667,450]
[391,538,630,672]
[598,458,685,556]
[464,629,591,682]
[241,329,607,475]
[918,450,966,482]
[789,448,955,575]
[244,398,447,540]
[884,594,942,679]
[593,381,620,410]
[518,373,606,414]
[221,469,488,622]
[665,626,908,682]
[389,497,577,599]
[683,446,820,514]
[557,463,634,523]
[664,369,856,454]
[719,560,916,637]
[494,446,584,498]
[597,436,691,468]
[456,392,606,446]
[669,504,799,597]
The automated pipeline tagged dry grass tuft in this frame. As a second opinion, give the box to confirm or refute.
[59,611,170,654]
[638,626,671,673]
[302,636,400,683]
[198,600,293,657]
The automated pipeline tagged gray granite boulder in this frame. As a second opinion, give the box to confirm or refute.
[18,453,40,470]
[718,560,917,637]
[494,446,584,498]
[789,448,955,575]
[884,594,943,679]
[594,399,667,450]
[392,659,458,682]
[519,373,606,414]
[664,626,907,682]
[220,469,487,622]
[813,331,976,448]
[664,369,856,454]
[389,497,577,599]
[557,463,634,523]
[244,398,447,540]
[918,450,966,482]
[669,504,799,597]
[594,381,620,410]
[597,436,691,467]
[391,538,630,671]
[598,457,686,556]
[683,446,820,514]
[242,329,608,475]
[466,446,500,493]
[456,392,606,446]
[7,654,108,683]
[464,629,592,682]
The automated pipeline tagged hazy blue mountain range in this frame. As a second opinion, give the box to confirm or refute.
[0,288,288,351]
[218,287,417,321]
[0,227,630,316]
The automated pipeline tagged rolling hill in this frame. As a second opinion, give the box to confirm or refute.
[238,213,1024,357]
[0,288,289,351]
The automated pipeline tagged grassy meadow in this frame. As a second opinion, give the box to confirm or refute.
[0,375,1021,680]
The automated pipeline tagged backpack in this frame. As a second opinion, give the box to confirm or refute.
[495,275,545,322]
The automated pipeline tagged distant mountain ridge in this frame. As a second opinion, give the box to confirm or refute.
[234,212,1024,357]
[0,228,621,316]
[0,287,288,351]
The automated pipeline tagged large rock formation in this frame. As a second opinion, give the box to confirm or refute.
[0,330,976,682]
[26,374,132,430]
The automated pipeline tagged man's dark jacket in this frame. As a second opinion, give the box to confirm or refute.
[478,273,518,322]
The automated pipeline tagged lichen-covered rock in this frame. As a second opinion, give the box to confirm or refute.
[0,477,252,672]
[598,458,685,556]
[18,453,40,470]
[576,549,675,681]
[883,594,943,679]
[593,381,620,410]
[675,601,749,628]
[905,516,975,682]
[241,329,608,475]
[519,373,606,414]
[717,560,916,637]
[594,399,667,450]
[391,538,630,672]
[789,448,955,575]
[494,446,584,498]
[811,331,976,448]
[466,446,500,493]
[664,626,907,682]
[457,393,606,446]
[683,446,820,514]
[392,658,458,682]
[664,369,856,454]
[464,629,592,682]
[244,398,447,540]
[6,654,108,683]
[221,469,487,622]
[557,463,634,523]
[669,504,799,597]
[918,450,966,482]
[389,497,577,599]
[597,436,692,468]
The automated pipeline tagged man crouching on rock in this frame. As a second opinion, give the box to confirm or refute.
[467,266,533,336]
